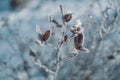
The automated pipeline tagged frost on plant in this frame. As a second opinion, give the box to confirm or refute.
[70,20,89,53]
[29,5,89,80]
[0,0,120,80]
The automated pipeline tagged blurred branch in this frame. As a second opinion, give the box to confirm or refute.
[29,50,55,74]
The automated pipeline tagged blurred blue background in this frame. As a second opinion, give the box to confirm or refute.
[0,0,120,80]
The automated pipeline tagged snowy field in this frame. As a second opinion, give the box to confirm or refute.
[0,0,120,80]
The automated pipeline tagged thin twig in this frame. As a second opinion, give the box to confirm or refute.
[29,50,55,75]
[60,5,65,25]
[54,5,66,80]
[54,41,63,80]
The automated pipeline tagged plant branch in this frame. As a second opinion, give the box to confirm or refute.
[29,50,55,75]
[54,5,66,80]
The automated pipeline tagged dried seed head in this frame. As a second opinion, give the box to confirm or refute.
[63,14,72,22]
[42,30,51,41]
[35,25,51,46]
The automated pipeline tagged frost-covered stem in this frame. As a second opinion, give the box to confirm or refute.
[60,5,65,26]
[54,5,66,80]
[54,41,63,80]
[29,50,55,74]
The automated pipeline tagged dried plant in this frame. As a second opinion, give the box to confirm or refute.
[29,5,89,80]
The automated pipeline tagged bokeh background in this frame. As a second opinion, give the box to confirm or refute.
[0,0,120,80]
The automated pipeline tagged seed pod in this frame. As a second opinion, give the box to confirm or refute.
[36,25,51,41]
[63,14,72,22]
[42,30,51,41]
[36,26,51,46]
